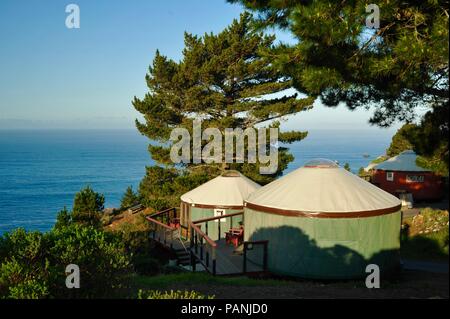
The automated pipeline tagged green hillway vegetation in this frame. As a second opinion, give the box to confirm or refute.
[1,184,448,299]
[1,0,448,299]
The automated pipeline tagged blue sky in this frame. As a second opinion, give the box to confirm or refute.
[0,0,399,132]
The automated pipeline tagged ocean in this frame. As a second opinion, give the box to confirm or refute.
[0,129,394,234]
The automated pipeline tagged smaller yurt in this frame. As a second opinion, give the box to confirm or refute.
[180,171,260,239]
[372,150,444,201]
[244,159,402,279]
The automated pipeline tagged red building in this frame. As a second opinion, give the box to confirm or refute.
[372,150,444,201]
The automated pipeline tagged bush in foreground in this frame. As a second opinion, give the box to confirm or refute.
[0,225,131,299]
[401,209,449,261]
[137,289,214,299]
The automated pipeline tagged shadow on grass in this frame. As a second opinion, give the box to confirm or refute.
[401,233,449,261]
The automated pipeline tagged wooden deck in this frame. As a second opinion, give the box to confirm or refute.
[147,209,267,276]
[214,239,263,275]
[151,229,264,275]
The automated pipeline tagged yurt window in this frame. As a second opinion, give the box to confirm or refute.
[214,209,226,222]
[386,172,394,181]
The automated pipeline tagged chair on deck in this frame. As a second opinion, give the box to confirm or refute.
[225,226,244,247]
[169,217,181,229]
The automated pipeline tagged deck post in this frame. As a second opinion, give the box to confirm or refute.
[189,225,196,272]
[243,242,247,274]
[194,232,198,254]
[212,248,217,275]
[218,220,221,241]
[200,236,204,260]
[206,249,210,267]
[205,222,208,237]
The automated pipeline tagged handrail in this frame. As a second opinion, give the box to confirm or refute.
[189,222,217,248]
[193,211,243,224]
[146,216,177,231]
[146,216,179,249]
[189,221,218,275]
[150,207,177,218]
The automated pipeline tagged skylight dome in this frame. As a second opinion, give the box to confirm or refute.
[304,158,339,168]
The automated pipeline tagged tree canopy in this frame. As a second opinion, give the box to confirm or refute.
[120,186,139,209]
[387,124,415,157]
[231,0,448,171]
[388,121,448,175]
[54,186,105,230]
[133,13,314,209]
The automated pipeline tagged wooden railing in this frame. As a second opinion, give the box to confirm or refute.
[146,216,178,249]
[149,207,178,223]
[189,211,243,275]
[146,207,180,249]
[192,211,244,241]
[189,221,218,275]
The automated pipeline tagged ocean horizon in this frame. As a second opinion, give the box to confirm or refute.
[0,128,395,234]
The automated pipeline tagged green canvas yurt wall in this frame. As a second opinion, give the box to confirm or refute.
[180,171,260,239]
[244,159,402,279]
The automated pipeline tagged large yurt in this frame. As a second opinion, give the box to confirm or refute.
[243,159,402,279]
[180,171,260,239]
[372,150,444,201]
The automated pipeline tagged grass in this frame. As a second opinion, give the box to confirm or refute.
[131,272,287,290]
[401,228,449,261]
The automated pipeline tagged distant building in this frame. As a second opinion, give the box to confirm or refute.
[372,150,444,201]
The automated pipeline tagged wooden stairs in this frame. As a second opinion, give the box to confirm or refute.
[173,247,191,266]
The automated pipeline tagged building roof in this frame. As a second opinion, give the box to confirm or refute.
[245,159,401,214]
[180,171,261,207]
[375,150,430,172]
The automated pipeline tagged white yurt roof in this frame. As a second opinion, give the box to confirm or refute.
[180,171,261,207]
[374,150,429,172]
[246,159,401,214]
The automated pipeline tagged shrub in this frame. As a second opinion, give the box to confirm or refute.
[116,214,152,255]
[401,209,449,261]
[54,207,72,230]
[72,186,105,228]
[0,229,53,299]
[132,255,162,276]
[120,186,139,210]
[0,225,132,299]
[137,289,214,299]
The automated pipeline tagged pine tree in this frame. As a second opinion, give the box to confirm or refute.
[54,207,72,230]
[72,186,105,228]
[387,124,415,157]
[133,13,313,209]
[231,0,448,172]
[120,186,139,209]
